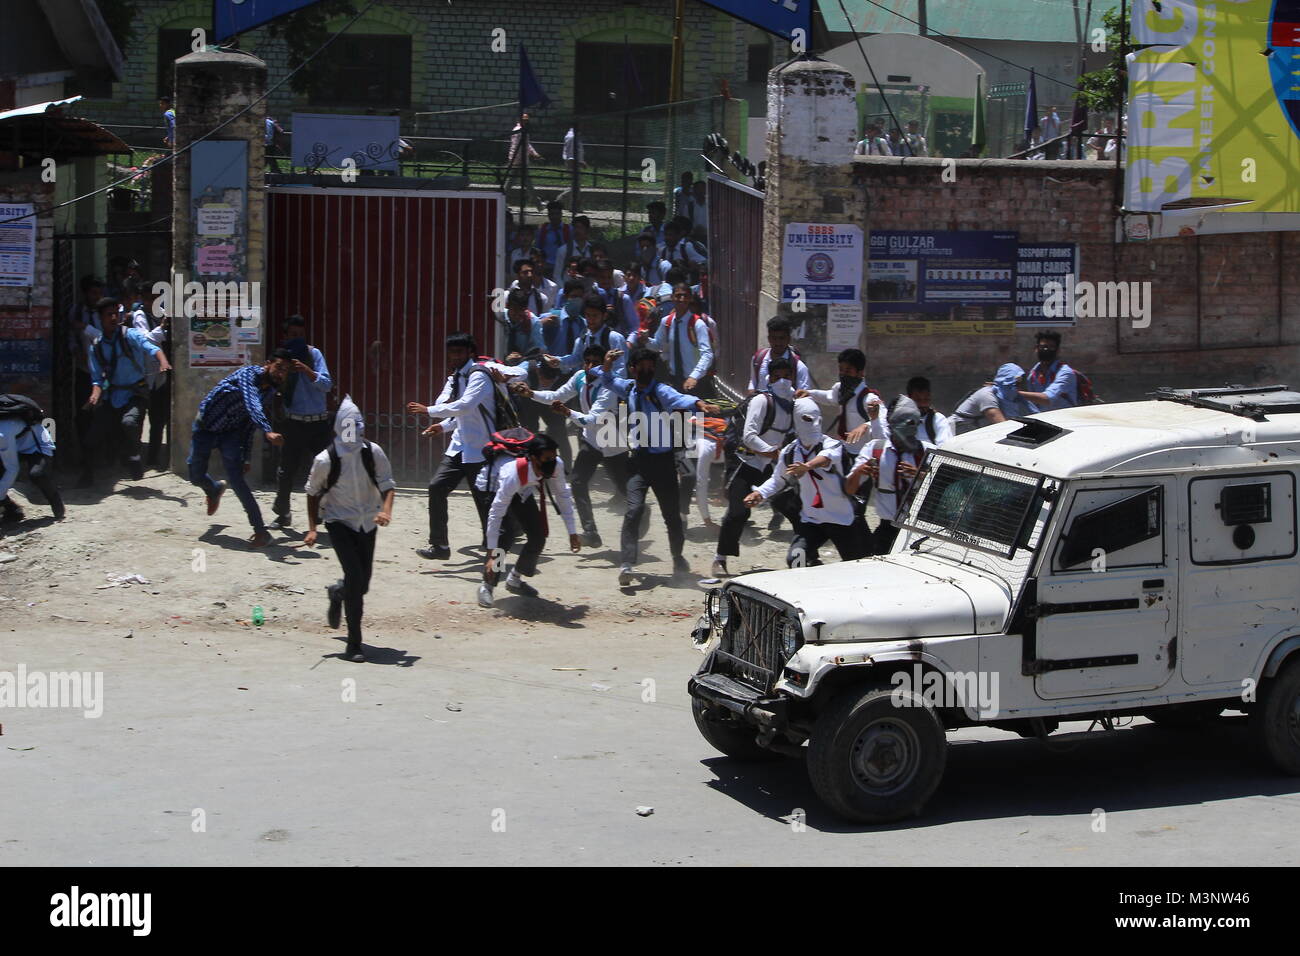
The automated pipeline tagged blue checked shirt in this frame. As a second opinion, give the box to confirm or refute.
[195,366,275,457]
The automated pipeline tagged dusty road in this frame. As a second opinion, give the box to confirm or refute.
[2,468,1298,865]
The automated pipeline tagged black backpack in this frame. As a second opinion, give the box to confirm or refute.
[0,393,44,426]
[321,442,379,494]
[723,391,793,456]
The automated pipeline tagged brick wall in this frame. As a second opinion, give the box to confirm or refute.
[80,0,750,146]
[819,157,1300,411]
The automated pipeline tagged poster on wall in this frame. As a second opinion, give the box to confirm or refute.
[867,230,1017,334]
[0,204,36,287]
[1014,243,1079,327]
[781,223,863,303]
[189,317,248,367]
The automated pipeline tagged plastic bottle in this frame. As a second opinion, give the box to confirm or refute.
[252,605,264,626]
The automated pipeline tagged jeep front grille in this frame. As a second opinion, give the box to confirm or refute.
[717,589,797,691]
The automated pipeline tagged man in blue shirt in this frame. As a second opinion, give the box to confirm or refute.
[540,278,587,357]
[189,352,289,548]
[1019,329,1079,411]
[84,298,172,484]
[600,346,719,585]
[272,315,335,528]
[160,97,176,147]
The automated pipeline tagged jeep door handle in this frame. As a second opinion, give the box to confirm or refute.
[1142,579,1164,589]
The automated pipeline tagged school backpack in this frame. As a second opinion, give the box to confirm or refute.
[661,311,719,377]
[781,439,856,507]
[480,427,564,516]
[723,391,794,456]
[452,357,520,432]
[751,347,804,390]
[321,442,380,494]
[0,393,44,426]
[1074,369,1101,404]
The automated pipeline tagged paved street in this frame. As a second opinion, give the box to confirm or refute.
[3,473,1297,866]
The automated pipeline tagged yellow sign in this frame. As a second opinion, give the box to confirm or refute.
[1126,0,1300,215]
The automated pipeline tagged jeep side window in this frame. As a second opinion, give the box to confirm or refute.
[1056,487,1162,570]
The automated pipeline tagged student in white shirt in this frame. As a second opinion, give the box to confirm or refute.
[748,316,812,394]
[847,396,935,555]
[476,431,581,607]
[303,397,397,663]
[518,344,628,547]
[882,376,954,446]
[407,332,526,560]
[555,215,594,267]
[745,398,866,566]
[800,347,883,455]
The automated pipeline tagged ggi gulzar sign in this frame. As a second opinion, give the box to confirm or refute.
[1125,0,1300,221]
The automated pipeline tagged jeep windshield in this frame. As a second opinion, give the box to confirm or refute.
[899,453,1046,559]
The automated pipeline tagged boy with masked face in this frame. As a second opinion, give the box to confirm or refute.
[303,396,397,663]
[711,358,805,578]
[744,398,866,565]
[476,431,581,607]
[847,396,935,555]
[1019,330,1078,410]
[800,347,883,455]
[952,363,1032,433]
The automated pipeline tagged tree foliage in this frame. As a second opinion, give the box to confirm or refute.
[95,0,139,57]
[264,0,358,96]
[1075,6,1132,115]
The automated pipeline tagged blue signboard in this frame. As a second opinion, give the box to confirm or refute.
[868,230,1018,327]
[696,0,812,42]
[213,0,322,43]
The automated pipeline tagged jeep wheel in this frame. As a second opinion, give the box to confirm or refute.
[807,684,947,824]
[1252,657,1300,775]
[1145,702,1226,729]
[691,698,781,762]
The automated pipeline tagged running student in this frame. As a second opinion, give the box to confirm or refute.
[847,396,934,556]
[599,347,719,586]
[548,292,628,378]
[517,343,628,547]
[711,357,804,578]
[882,376,953,446]
[188,352,288,548]
[951,363,1031,433]
[408,333,526,560]
[0,394,63,523]
[744,397,866,565]
[304,397,397,664]
[477,431,581,607]
[800,347,882,455]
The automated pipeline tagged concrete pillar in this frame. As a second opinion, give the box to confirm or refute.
[760,59,866,388]
[169,50,267,475]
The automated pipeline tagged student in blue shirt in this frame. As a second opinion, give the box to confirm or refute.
[501,290,546,360]
[84,298,172,484]
[600,346,719,586]
[540,278,587,356]
[189,353,289,548]
[272,315,335,528]
[549,292,629,378]
[1020,330,1079,410]
[160,97,176,146]
[0,408,62,523]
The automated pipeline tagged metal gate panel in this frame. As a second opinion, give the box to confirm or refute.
[706,173,764,393]
[267,187,504,483]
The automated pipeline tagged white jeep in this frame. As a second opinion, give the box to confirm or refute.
[688,386,1300,823]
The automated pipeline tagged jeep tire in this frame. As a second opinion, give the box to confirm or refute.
[807,684,947,824]
[1252,656,1300,775]
[691,697,781,762]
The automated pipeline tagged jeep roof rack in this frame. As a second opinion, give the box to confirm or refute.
[1150,385,1300,421]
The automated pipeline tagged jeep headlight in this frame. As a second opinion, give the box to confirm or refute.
[781,617,802,656]
[706,588,730,630]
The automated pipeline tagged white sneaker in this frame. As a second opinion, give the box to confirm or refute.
[477,584,495,608]
[618,566,635,587]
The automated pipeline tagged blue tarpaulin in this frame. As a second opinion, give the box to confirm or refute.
[695,0,811,42]
[213,0,323,43]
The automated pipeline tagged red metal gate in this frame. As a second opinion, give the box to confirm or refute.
[705,173,764,393]
[266,187,504,482]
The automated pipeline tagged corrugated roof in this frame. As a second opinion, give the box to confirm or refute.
[0,97,130,158]
[821,0,1105,45]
